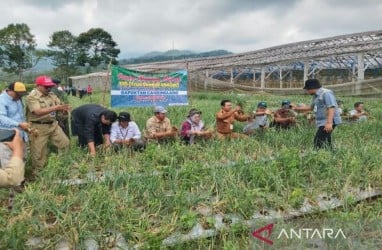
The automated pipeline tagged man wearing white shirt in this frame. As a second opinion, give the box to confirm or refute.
[349,102,369,122]
[110,112,145,152]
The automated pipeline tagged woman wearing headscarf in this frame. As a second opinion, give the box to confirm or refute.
[180,109,212,144]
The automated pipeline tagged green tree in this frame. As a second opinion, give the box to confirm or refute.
[47,30,79,83]
[48,30,78,67]
[77,28,120,67]
[0,23,36,79]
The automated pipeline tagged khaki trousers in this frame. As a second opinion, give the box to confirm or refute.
[29,122,69,169]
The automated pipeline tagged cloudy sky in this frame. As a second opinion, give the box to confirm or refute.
[1,0,381,59]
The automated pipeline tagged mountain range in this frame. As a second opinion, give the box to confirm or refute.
[28,49,233,72]
[119,49,232,65]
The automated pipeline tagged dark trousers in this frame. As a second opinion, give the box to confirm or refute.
[314,125,336,149]
[112,139,146,152]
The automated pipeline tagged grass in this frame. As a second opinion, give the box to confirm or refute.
[0,91,381,249]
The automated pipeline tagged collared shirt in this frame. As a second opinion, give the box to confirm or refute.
[145,116,172,138]
[110,121,142,143]
[312,88,342,127]
[26,89,61,122]
[0,91,28,141]
[349,109,367,122]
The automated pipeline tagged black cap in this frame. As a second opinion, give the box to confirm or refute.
[303,79,321,90]
[52,79,61,84]
[118,112,130,122]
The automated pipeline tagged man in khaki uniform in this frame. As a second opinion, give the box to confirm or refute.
[145,106,177,142]
[25,76,70,170]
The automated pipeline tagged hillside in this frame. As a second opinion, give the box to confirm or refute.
[119,49,232,64]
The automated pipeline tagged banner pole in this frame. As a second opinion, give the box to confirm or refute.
[186,62,191,106]
[102,58,113,107]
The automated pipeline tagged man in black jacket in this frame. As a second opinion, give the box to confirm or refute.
[71,104,117,156]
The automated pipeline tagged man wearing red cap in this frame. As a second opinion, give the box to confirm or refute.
[25,76,70,171]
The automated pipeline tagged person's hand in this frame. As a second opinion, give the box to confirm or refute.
[104,140,111,147]
[235,105,243,112]
[18,122,30,131]
[203,130,213,138]
[122,139,131,145]
[265,109,273,115]
[170,131,177,137]
[324,123,333,132]
[57,104,71,112]
[151,132,157,138]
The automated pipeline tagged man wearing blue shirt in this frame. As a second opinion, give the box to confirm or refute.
[0,82,30,167]
[293,79,342,149]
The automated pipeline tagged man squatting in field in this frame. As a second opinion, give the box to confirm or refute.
[216,99,250,139]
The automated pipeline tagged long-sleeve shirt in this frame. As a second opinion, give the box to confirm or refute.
[110,121,142,143]
[0,91,28,141]
[0,156,24,187]
[71,104,112,143]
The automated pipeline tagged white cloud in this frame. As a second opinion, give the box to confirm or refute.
[0,0,381,58]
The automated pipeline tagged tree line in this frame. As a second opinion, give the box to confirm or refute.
[0,23,120,83]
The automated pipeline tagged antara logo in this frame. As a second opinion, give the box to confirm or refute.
[277,228,346,239]
[252,223,274,245]
[252,224,346,245]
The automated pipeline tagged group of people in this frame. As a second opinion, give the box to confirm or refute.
[0,77,370,188]
[63,84,93,98]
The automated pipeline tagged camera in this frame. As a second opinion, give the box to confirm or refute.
[0,129,16,142]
